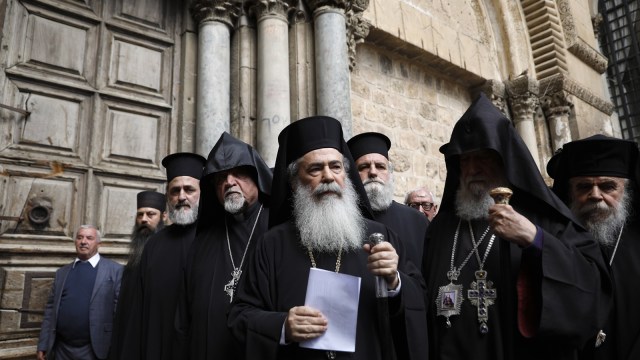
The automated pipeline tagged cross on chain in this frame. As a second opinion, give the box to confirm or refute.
[467,270,497,334]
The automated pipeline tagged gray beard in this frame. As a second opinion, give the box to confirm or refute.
[571,189,631,247]
[292,176,366,253]
[127,222,163,269]
[455,184,497,221]
[168,202,199,225]
[224,192,247,214]
[364,176,394,212]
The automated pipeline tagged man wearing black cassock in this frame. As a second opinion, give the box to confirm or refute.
[176,132,271,359]
[547,135,640,360]
[347,132,429,268]
[114,152,205,360]
[422,93,612,359]
[110,190,165,359]
[228,116,428,360]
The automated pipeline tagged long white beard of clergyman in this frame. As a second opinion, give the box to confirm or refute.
[224,191,247,214]
[168,201,199,225]
[455,176,506,221]
[571,189,632,247]
[293,177,366,253]
[364,175,394,212]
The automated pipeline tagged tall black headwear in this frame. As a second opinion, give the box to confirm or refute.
[270,116,373,228]
[347,132,392,160]
[438,92,576,223]
[547,134,639,203]
[137,191,166,212]
[198,132,272,226]
[161,152,206,182]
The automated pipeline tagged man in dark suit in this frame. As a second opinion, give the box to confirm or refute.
[37,225,123,360]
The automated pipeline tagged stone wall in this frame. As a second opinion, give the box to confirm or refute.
[351,43,471,201]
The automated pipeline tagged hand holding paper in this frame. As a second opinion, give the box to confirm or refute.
[285,306,328,343]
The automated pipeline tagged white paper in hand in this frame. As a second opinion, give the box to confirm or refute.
[300,268,361,352]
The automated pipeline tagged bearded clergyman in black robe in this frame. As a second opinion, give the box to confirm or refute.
[110,190,165,360]
[347,131,429,268]
[115,152,205,360]
[228,116,428,360]
[422,93,612,360]
[547,135,640,360]
[175,132,272,359]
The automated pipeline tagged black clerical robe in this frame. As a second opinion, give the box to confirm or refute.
[109,265,138,360]
[178,203,269,359]
[116,223,197,360]
[374,201,428,268]
[579,217,640,360]
[228,219,428,360]
[424,199,611,360]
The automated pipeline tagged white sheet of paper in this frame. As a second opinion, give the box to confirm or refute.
[300,267,361,352]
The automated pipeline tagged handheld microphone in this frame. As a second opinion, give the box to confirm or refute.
[368,233,388,298]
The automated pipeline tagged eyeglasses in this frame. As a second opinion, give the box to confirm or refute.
[408,202,434,211]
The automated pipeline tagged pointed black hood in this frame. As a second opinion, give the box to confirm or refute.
[439,93,576,223]
[198,132,272,226]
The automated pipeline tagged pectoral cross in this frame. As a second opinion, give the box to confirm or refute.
[467,270,497,334]
[224,268,242,303]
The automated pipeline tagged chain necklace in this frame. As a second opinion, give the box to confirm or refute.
[307,247,343,273]
[436,218,493,328]
[608,223,625,266]
[223,205,263,303]
[595,223,626,348]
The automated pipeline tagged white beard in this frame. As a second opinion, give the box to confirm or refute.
[455,176,506,220]
[571,189,631,247]
[168,201,199,225]
[292,176,366,253]
[364,175,394,212]
[224,191,247,214]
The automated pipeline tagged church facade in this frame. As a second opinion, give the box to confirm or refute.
[0,0,617,357]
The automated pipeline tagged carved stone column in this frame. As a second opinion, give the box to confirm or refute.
[541,91,574,152]
[252,0,295,166]
[191,1,238,156]
[289,0,316,121]
[231,12,257,146]
[308,0,352,138]
[506,76,541,169]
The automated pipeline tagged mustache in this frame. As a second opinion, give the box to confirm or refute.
[313,182,343,197]
[225,187,242,197]
[363,179,385,186]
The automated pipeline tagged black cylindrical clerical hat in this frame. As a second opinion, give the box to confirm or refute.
[347,132,391,160]
[278,116,344,165]
[547,134,638,180]
[136,191,166,212]
[161,152,206,182]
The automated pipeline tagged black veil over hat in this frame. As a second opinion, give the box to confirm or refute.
[198,132,272,226]
[547,134,639,203]
[439,93,575,222]
[269,116,373,228]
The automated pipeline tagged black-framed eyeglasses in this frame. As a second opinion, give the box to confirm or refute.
[408,202,434,211]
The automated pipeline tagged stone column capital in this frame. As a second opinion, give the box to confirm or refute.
[473,80,508,116]
[307,0,350,12]
[250,0,297,20]
[191,0,240,27]
[540,91,574,118]
[505,75,539,122]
